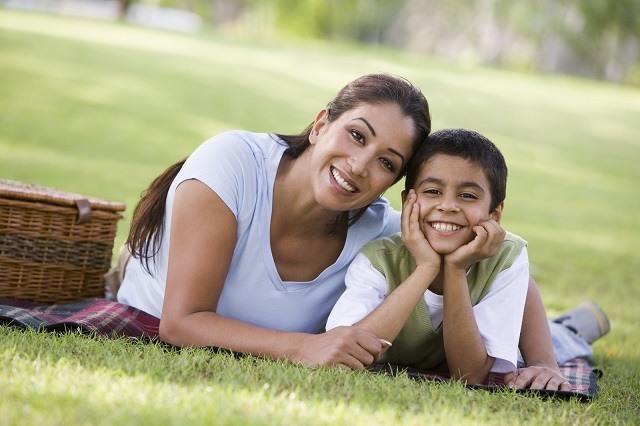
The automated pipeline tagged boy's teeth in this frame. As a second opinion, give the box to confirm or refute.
[432,222,460,232]
[331,167,356,193]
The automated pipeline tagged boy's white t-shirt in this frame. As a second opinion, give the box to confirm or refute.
[326,248,529,372]
[117,130,400,333]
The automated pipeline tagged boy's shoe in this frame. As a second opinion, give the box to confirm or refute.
[551,301,611,344]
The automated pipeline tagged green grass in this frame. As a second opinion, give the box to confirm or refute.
[0,328,618,425]
[1,9,639,424]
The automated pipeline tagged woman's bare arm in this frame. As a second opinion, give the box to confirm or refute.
[160,179,383,368]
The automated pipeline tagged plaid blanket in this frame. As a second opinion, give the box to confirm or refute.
[0,297,600,400]
[0,297,159,338]
[368,358,600,401]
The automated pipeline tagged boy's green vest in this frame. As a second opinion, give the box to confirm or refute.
[360,232,526,371]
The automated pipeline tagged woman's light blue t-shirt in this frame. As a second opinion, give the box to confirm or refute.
[118,130,400,333]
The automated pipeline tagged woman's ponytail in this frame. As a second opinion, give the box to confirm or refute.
[126,159,186,273]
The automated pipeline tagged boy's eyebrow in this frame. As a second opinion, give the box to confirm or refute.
[352,117,405,163]
[418,177,485,193]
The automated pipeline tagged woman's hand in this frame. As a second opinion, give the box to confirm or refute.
[504,366,572,391]
[296,326,385,369]
[444,218,505,271]
[401,190,440,271]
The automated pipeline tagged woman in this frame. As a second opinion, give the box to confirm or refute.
[119,73,430,368]
[116,73,577,388]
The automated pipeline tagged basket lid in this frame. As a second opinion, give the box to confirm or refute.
[0,179,126,213]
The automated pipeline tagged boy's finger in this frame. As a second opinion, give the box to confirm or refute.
[483,219,505,240]
[471,225,488,246]
[559,381,572,391]
[477,220,503,251]
[401,190,415,234]
[508,368,535,389]
[409,202,420,234]
[504,371,517,388]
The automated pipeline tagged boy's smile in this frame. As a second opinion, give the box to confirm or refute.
[408,154,502,255]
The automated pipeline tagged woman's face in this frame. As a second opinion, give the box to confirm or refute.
[307,102,416,213]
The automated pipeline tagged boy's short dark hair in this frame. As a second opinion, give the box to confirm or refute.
[405,129,508,212]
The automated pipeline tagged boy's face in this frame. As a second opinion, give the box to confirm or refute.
[403,154,503,255]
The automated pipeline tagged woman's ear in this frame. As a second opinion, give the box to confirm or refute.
[490,202,504,223]
[309,109,328,145]
[401,190,408,204]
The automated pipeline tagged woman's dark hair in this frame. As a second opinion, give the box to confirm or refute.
[128,74,431,269]
[127,159,185,272]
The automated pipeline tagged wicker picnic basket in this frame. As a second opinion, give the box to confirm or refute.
[0,179,126,304]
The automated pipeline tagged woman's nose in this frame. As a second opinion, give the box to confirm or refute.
[348,155,369,177]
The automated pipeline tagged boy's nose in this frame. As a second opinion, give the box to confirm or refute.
[437,196,460,213]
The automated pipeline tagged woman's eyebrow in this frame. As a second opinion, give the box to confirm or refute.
[388,148,405,163]
[354,117,376,136]
[352,117,405,163]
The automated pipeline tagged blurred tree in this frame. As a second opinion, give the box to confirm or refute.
[558,0,640,82]
[117,0,132,19]
[261,0,401,42]
[115,0,640,84]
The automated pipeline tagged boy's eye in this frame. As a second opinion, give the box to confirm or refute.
[350,129,365,144]
[460,192,478,200]
[379,157,396,172]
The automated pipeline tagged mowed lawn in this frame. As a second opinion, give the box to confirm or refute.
[1,9,639,425]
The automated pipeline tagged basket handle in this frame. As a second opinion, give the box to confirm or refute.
[74,198,92,224]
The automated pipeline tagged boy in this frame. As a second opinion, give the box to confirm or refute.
[326,128,528,384]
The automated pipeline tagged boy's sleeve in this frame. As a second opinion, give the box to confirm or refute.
[326,253,388,331]
[473,247,529,373]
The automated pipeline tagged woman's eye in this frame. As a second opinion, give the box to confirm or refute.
[379,158,395,172]
[350,130,365,144]
[424,189,440,195]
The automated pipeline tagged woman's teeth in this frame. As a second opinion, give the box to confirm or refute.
[431,222,461,232]
[331,167,356,193]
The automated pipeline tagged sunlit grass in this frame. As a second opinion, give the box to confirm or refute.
[1,8,639,424]
[2,328,622,425]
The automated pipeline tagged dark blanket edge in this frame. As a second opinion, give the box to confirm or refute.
[0,297,600,400]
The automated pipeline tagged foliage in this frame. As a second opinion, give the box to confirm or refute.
[263,0,400,42]
[1,9,640,425]
[141,0,640,84]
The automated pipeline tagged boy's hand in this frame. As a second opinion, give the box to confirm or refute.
[504,366,572,391]
[401,190,440,271]
[444,219,505,271]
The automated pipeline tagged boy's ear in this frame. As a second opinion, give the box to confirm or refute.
[490,202,504,223]
[309,109,328,145]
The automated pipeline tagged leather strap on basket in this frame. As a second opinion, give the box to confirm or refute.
[74,198,92,224]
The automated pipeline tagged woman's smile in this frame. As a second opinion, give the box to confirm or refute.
[330,166,359,193]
